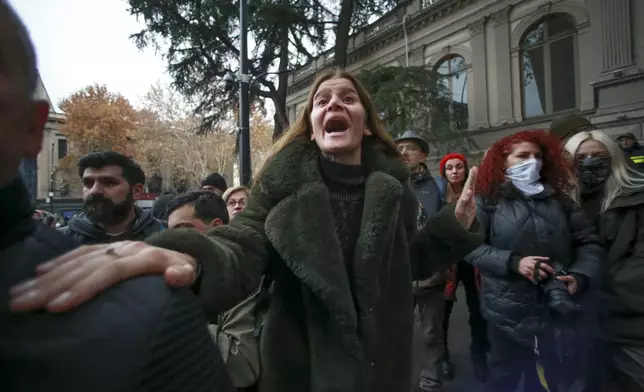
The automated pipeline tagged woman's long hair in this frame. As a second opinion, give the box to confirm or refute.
[254,70,399,184]
[477,130,574,198]
[564,130,644,211]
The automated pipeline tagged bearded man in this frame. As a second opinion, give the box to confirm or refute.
[61,151,163,244]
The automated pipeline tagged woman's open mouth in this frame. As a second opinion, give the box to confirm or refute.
[324,118,349,134]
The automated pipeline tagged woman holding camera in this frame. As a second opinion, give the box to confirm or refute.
[465,130,602,392]
[564,131,644,392]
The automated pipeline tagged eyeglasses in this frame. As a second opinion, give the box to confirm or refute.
[397,145,420,154]
[227,199,247,208]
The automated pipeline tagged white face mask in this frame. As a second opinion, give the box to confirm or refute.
[504,158,544,196]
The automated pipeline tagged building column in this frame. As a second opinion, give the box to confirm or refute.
[468,17,489,129]
[410,46,425,67]
[490,6,514,125]
[599,0,633,72]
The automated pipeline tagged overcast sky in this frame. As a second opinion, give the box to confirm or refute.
[11,0,170,111]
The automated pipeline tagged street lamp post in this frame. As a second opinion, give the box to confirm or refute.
[227,0,290,186]
[225,66,290,187]
[239,0,251,186]
[48,170,56,213]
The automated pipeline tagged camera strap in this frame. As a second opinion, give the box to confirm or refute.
[533,260,544,283]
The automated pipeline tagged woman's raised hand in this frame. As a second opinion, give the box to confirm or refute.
[10,241,197,313]
[454,167,478,229]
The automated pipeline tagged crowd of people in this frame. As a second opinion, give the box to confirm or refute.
[2,2,644,392]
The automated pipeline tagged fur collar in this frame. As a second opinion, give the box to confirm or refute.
[257,137,408,199]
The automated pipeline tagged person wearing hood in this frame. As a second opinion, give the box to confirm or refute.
[616,132,644,171]
[60,151,164,244]
[394,131,446,392]
[565,131,644,392]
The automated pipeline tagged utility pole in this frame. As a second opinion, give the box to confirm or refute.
[238,0,252,186]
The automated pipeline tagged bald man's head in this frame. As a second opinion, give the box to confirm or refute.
[0,1,49,186]
[0,1,37,99]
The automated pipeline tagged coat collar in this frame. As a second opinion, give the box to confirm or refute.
[262,137,408,356]
[497,182,555,200]
[257,137,408,198]
[607,187,644,210]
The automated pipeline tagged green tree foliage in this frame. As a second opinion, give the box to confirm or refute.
[126,0,401,138]
[333,0,398,67]
[359,66,478,155]
[127,0,332,135]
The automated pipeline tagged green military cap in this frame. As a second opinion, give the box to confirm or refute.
[550,114,592,140]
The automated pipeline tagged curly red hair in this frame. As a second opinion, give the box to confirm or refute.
[477,129,573,197]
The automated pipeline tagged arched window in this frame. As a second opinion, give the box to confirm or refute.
[521,13,577,118]
[436,55,469,130]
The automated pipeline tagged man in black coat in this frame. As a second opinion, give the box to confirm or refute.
[0,3,233,391]
[60,151,165,244]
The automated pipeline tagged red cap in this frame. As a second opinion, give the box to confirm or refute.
[439,153,468,176]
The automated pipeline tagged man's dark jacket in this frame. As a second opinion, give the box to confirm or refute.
[144,139,484,392]
[594,188,644,345]
[465,184,603,346]
[0,178,233,392]
[410,166,443,220]
[60,206,164,244]
[409,166,445,295]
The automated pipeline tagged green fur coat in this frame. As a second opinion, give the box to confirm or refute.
[146,138,483,392]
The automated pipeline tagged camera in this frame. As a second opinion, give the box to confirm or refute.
[535,261,579,315]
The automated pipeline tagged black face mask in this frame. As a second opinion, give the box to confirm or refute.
[577,156,611,195]
[83,191,134,225]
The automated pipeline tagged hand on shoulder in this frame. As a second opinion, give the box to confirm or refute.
[10,241,197,313]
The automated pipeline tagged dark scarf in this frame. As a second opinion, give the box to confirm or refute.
[0,177,36,250]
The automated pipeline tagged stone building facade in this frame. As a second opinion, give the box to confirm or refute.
[285,0,644,159]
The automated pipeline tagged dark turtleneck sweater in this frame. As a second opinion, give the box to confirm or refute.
[319,157,366,266]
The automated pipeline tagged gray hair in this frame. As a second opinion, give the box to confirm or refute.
[0,0,38,96]
[564,130,644,211]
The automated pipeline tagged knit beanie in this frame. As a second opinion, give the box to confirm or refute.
[201,173,227,191]
[439,153,468,177]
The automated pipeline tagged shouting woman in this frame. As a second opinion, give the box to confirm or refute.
[565,131,644,392]
[465,130,602,392]
[439,153,489,382]
[10,71,483,392]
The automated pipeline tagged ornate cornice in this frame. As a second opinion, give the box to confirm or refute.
[287,0,481,96]
[410,45,425,60]
[468,17,487,36]
[490,5,511,27]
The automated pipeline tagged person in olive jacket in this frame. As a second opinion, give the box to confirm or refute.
[465,130,602,392]
[9,71,483,392]
[565,131,644,392]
